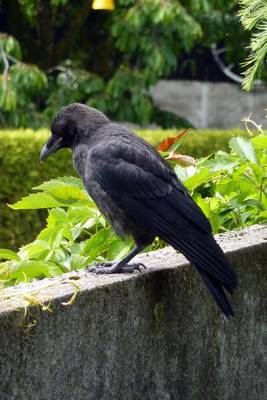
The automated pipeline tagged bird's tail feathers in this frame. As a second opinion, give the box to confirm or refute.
[154,218,237,317]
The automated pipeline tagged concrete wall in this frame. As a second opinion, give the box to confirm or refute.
[151,80,267,129]
[0,224,266,400]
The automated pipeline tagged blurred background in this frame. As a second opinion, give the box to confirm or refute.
[0,0,266,130]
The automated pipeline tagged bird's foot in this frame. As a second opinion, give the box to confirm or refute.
[87,261,146,274]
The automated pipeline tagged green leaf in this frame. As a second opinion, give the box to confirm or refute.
[33,176,85,191]
[9,260,63,282]
[9,193,64,210]
[184,168,219,191]
[45,186,89,204]
[81,229,111,262]
[229,136,258,163]
[252,135,267,149]
[256,210,267,221]
[53,248,71,269]
[66,207,99,233]
[0,249,20,261]
[174,165,197,181]
[70,254,89,270]
[19,240,51,260]
[37,226,63,249]
[46,208,68,229]
[106,238,132,261]
[203,151,238,172]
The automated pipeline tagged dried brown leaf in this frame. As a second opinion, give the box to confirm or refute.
[165,152,196,166]
[156,129,189,152]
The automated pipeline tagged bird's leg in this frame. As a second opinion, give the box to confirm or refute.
[88,245,147,274]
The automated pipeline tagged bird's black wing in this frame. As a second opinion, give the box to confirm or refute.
[90,139,237,316]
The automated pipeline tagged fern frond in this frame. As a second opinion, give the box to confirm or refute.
[238,0,267,29]
[238,0,267,90]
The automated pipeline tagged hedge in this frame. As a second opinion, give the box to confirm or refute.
[0,128,251,249]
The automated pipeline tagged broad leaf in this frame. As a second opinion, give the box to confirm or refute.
[0,249,20,261]
[107,238,132,261]
[47,208,67,226]
[184,168,219,191]
[33,176,85,191]
[229,136,258,163]
[174,165,197,182]
[81,229,111,262]
[9,193,64,209]
[9,260,63,282]
[252,135,267,150]
[19,240,51,260]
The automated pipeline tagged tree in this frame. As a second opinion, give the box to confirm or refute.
[0,0,251,127]
[238,0,267,90]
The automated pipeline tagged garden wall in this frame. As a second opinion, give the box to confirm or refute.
[0,224,266,400]
[151,80,267,129]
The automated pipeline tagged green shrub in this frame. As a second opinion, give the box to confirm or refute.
[0,129,73,249]
[0,128,252,249]
[140,129,250,157]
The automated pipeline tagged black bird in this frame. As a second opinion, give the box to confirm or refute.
[40,103,237,317]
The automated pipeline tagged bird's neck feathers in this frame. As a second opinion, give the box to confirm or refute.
[75,114,110,146]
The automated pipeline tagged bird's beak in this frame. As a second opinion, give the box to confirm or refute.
[40,134,63,162]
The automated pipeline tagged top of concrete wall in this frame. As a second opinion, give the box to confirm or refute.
[1,224,266,314]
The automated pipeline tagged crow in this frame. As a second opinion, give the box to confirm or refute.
[40,103,237,317]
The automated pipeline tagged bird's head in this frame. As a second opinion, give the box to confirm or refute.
[40,103,109,161]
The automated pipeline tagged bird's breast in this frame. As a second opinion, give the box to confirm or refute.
[83,167,129,238]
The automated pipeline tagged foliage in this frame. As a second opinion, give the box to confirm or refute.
[0,127,252,249]
[174,134,267,232]
[0,0,247,127]
[45,64,105,121]
[0,176,134,286]
[0,34,48,127]
[238,0,267,90]
[0,129,266,287]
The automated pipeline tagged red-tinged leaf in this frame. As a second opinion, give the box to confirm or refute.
[166,152,196,166]
[156,129,189,152]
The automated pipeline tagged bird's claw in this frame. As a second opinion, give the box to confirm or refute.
[87,262,146,274]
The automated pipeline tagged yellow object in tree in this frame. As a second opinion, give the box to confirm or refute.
[92,0,115,10]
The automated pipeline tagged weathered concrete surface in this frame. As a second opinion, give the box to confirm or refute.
[151,80,267,129]
[0,225,266,400]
